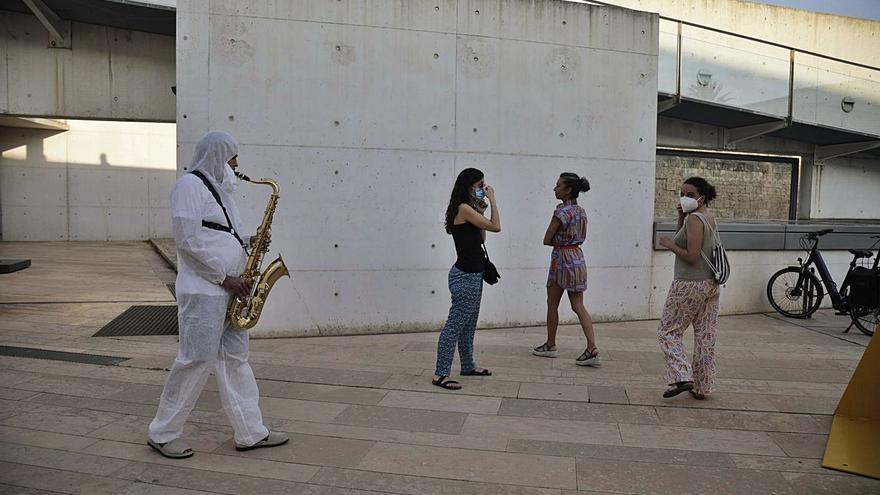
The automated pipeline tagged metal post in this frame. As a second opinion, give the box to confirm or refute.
[787,49,795,123]
[675,22,683,103]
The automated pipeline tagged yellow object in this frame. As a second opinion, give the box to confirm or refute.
[822,324,880,479]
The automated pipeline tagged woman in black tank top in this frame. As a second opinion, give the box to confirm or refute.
[432,168,502,391]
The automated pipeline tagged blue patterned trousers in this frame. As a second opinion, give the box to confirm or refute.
[435,266,484,377]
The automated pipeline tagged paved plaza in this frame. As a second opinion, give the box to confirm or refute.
[0,241,877,494]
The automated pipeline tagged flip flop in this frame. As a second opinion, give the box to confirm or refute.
[147,438,193,459]
[460,368,492,376]
[432,376,462,390]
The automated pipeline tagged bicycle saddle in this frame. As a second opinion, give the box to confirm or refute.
[848,249,873,259]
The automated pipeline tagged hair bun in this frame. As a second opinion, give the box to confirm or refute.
[579,177,591,192]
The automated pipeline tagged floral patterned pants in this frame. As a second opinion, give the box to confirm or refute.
[657,279,720,395]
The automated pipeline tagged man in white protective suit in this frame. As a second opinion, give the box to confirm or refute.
[146,130,288,458]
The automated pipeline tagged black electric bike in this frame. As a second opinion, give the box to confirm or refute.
[766,230,880,337]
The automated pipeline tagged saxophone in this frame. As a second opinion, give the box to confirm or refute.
[227,171,290,330]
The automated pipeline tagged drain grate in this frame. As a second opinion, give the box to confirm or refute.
[166,282,176,300]
[93,305,178,337]
[0,345,129,365]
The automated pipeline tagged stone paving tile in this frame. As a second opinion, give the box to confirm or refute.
[258,397,350,423]
[768,432,829,459]
[279,419,509,451]
[654,406,829,434]
[0,398,42,421]
[380,374,521,398]
[625,387,781,412]
[781,472,880,494]
[460,415,622,446]
[258,365,392,388]
[105,384,222,412]
[618,423,786,456]
[0,424,100,452]
[256,380,388,405]
[498,398,659,425]
[0,461,134,494]
[811,414,834,430]
[728,454,832,475]
[82,440,319,483]
[121,482,218,495]
[24,392,159,418]
[378,390,502,415]
[0,404,124,436]
[517,383,589,402]
[586,386,629,404]
[6,374,130,400]
[507,439,737,468]
[310,467,565,495]
[183,410,288,431]
[88,415,234,452]
[0,442,132,477]
[575,458,794,494]
[113,462,349,495]
[332,405,468,434]
[0,386,42,401]
[766,395,839,415]
[0,483,63,494]
[215,432,375,468]
[355,443,577,490]
[721,366,854,384]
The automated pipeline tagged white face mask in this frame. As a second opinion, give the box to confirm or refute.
[220,164,238,194]
[679,195,701,213]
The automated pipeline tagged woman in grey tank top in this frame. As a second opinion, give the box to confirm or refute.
[656,177,720,400]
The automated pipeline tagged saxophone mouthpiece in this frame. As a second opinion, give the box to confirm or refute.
[234,171,252,182]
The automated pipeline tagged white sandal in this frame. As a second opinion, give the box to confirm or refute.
[147,438,193,459]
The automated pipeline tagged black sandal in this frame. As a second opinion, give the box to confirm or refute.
[689,390,706,400]
[460,368,492,376]
[662,381,694,398]
[432,376,462,390]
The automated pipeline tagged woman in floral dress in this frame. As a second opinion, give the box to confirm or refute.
[532,173,600,366]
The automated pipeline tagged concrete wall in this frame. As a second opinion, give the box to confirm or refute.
[0,11,175,122]
[809,154,880,219]
[178,0,659,336]
[0,120,176,240]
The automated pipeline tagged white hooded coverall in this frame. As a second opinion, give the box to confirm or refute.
[148,130,269,446]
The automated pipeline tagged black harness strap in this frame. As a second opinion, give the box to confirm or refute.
[190,171,247,251]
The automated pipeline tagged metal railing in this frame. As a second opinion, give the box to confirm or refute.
[585,1,880,142]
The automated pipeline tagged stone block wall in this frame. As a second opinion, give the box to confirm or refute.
[654,155,793,220]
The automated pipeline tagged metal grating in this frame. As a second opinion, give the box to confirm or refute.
[93,305,178,337]
[0,345,129,366]
[166,282,176,300]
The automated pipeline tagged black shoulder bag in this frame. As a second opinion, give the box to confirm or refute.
[190,171,248,252]
[482,243,500,285]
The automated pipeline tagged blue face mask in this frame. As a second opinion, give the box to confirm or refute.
[474,188,486,201]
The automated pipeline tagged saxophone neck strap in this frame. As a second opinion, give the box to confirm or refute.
[190,171,248,252]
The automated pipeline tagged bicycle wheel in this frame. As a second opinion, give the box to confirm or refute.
[767,267,824,318]
[849,305,878,337]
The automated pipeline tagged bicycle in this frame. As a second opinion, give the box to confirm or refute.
[766,230,880,337]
